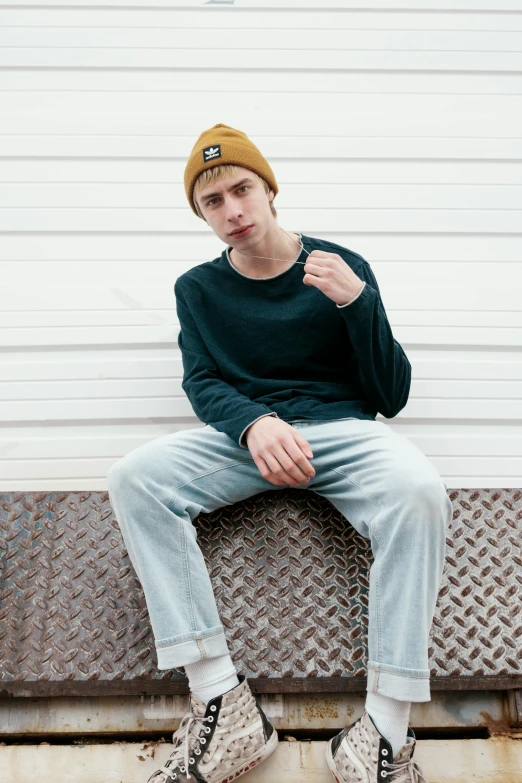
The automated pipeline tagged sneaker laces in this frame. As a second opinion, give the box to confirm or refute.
[381,757,428,782]
[155,709,214,781]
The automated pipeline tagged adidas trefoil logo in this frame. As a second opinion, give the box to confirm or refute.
[203,144,222,162]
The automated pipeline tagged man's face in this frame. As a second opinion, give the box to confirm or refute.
[195,167,275,248]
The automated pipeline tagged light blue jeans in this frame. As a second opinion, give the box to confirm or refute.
[107,418,453,702]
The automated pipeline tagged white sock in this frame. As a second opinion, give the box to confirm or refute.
[365,691,411,759]
[183,653,240,705]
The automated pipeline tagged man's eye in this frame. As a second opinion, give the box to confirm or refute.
[207,186,248,206]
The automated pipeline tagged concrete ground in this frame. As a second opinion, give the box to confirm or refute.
[2,735,522,783]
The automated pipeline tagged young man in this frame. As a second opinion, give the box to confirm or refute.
[107,123,452,783]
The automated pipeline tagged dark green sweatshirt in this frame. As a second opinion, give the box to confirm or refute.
[174,232,411,449]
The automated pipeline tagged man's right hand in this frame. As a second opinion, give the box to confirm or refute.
[244,416,316,487]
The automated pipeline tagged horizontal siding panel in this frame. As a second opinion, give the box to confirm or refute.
[3,310,522,330]
[1,136,521,160]
[2,95,520,136]
[1,350,178,381]
[3,160,522,186]
[2,379,522,404]
[424,457,522,476]
[2,349,521,381]
[2,422,521,458]
[1,234,521,263]
[1,325,521,348]
[1,396,521,423]
[0,1,520,10]
[2,8,522,29]
[2,183,521,210]
[393,423,522,456]
[1,261,519,310]
[4,27,522,51]
[1,208,521,234]
[3,50,522,71]
[0,396,194,422]
[399,400,522,419]
[2,419,520,490]
[413,380,522,398]
[2,72,522,96]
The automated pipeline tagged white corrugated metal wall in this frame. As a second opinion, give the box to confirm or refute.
[1,0,521,490]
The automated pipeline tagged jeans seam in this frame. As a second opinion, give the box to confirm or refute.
[368,667,430,679]
[329,466,380,514]
[371,512,384,665]
[329,466,384,666]
[180,522,197,633]
[165,460,254,512]
[166,460,255,636]
[156,627,224,648]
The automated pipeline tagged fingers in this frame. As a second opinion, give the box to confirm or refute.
[293,432,314,460]
[263,451,309,487]
[249,422,316,488]
[258,443,316,488]
[254,455,289,486]
[281,441,316,485]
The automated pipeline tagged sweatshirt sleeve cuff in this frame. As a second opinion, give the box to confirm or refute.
[239,411,278,449]
[336,281,367,308]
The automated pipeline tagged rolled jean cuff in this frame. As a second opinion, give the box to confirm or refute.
[155,626,230,670]
[367,661,431,702]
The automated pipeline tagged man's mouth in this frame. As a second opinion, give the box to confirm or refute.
[229,225,254,237]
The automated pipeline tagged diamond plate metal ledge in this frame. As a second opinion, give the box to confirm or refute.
[0,488,521,697]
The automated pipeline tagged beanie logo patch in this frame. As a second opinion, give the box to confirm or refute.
[203,144,221,162]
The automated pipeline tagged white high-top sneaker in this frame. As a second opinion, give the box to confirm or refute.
[325,709,427,782]
[147,673,279,783]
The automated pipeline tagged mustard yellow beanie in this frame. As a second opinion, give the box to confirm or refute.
[184,123,279,217]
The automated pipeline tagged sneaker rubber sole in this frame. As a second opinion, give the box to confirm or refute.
[324,737,345,783]
[212,725,279,783]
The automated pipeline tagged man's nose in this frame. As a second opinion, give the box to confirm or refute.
[225,197,242,220]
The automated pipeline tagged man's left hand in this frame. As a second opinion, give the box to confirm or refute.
[302,250,365,306]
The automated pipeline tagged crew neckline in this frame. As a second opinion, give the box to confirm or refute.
[225,231,307,281]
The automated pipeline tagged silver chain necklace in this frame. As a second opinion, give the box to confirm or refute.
[231,226,311,265]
